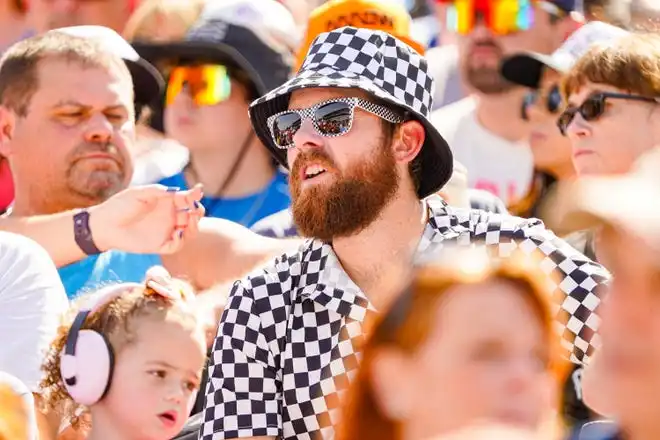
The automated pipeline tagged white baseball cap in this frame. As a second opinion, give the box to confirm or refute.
[500,21,629,89]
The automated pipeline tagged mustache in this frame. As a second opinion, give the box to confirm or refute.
[469,39,502,54]
[291,150,336,178]
[69,141,125,163]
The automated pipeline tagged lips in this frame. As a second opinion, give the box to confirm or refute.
[158,411,178,428]
[302,164,328,180]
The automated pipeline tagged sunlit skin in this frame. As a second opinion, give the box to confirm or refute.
[526,69,575,179]
[586,226,660,438]
[372,281,554,440]
[88,315,206,440]
[28,0,133,33]
[458,6,570,94]
[1,58,135,216]
[565,82,660,176]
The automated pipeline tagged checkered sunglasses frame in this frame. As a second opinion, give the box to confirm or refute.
[266,97,404,149]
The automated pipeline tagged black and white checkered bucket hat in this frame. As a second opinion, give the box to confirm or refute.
[249,26,453,198]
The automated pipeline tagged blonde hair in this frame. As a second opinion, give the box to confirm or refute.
[562,32,660,99]
[39,274,199,430]
[123,0,206,43]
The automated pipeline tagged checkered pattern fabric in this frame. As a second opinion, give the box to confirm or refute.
[253,26,435,117]
[248,26,454,198]
[201,195,609,440]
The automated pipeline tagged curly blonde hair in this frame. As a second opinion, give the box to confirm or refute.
[39,275,198,430]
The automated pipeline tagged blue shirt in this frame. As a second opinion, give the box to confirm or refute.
[159,169,290,227]
[58,251,162,299]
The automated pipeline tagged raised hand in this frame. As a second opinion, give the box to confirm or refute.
[89,184,205,255]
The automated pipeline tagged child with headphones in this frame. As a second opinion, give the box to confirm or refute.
[38,266,207,440]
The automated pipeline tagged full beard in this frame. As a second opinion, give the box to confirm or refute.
[290,141,400,242]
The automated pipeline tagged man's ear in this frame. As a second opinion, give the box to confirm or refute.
[391,120,425,165]
[0,106,16,158]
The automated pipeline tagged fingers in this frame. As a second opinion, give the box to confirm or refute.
[159,185,204,254]
[128,184,182,200]
[183,184,204,240]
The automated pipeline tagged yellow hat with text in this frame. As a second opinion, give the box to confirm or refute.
[294,0,425,72]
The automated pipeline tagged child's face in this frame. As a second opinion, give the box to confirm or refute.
[97,313,206,439]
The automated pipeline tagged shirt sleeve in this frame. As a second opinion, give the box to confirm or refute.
[201,280,281,439]
[472,214,610,365]
[0,232,69,392]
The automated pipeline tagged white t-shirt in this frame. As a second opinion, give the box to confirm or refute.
[0,232,69,391]
[425,44,467,110]
[431,97,534,205]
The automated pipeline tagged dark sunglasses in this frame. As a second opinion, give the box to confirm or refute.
[521,85,562,120]
[557,92,660,136]
[266,97,404,149]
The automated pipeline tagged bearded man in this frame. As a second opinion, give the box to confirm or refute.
[200,26,608,440]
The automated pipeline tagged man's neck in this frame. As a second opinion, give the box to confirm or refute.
[475,89,530,143]
[186,139,275,198]
[332,192,426,310]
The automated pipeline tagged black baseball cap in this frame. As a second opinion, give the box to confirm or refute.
[131,0,298,98]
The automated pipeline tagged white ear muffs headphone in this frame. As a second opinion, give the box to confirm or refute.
[59,283,142,406]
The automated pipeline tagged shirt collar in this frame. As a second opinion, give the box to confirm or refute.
[297,195,463,320]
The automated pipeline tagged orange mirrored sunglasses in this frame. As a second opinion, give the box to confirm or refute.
[165,65,232,107]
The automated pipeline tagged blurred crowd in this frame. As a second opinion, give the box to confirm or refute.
[0,0,660,440]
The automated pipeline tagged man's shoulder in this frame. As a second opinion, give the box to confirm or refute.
[233,238,319,294]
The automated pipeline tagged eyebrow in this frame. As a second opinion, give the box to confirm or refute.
[51,100,127,112]
[147,360,201,378]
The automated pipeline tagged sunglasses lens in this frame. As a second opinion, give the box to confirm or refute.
[166,65,231,107]
[547,86,562,113]
[581,95,606,120]
[314,101,353,136]
[557,109,575,135]
[272,112,302,148]
[521,91,536,120]
[445,0,534,35]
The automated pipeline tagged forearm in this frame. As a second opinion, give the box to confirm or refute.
[0,209,98,268]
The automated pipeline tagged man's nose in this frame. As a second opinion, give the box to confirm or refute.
[83,113,113,144]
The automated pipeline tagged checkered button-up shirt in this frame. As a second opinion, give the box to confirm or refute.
[201,196,609,440]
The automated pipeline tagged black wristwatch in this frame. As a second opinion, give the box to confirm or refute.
[73,209,103,255]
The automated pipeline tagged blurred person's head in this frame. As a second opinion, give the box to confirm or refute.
[336,251,565,440]
[123,0,205,44]
[545,147,660,436]
[248,27,454,241]
[39,267,206,440]
[629,0,660,29]
[122,0,206,134]
[447,0,583,96]
[279,0,313,28]
[427,422,549,440]
[0,373,34,440]
[29,0,139,34]
[560,32,660,176]
[0,31,139,216]
[294,0,426,73]
[501,21,628,178]
[133,0,297,157]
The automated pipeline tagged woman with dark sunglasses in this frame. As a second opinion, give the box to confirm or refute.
[508,68,576,220]
[500,22,628,221]
[336,251,567,440]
